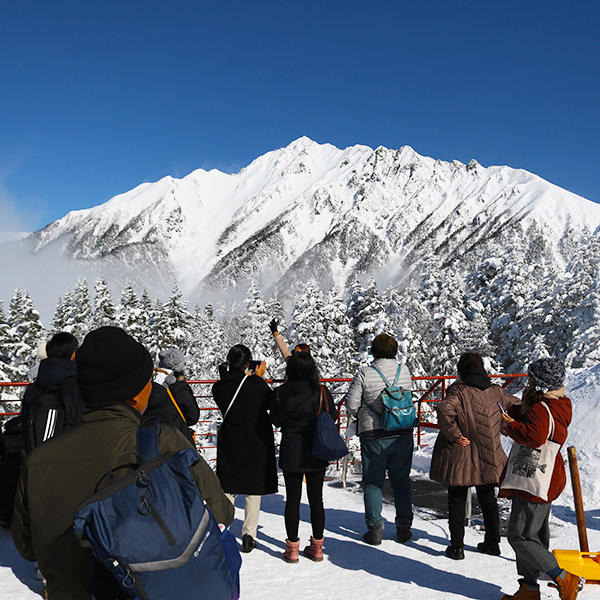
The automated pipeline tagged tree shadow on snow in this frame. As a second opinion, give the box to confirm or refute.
[553,505,600,532]
[325,536,503,600]
[229,492,289,558]
[259,492,505,598]
[0,527,44,596]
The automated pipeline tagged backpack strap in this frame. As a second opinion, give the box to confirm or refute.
[137,418,160,461]
[364,364,403,419]
[370,365,392,388]
[166,387,187,423]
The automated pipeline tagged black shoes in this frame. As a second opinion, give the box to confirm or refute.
[362,530,383,545]
[396,526,412,543]
[477,542,501,556]
[241,534,257,553]
[445,545,465,560]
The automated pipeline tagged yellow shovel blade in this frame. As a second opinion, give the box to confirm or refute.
[553,549,600,581]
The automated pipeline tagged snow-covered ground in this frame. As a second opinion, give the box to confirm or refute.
[3,363,600,599]
[2,471,599,600]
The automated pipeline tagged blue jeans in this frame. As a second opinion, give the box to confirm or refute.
[360,434,414,531]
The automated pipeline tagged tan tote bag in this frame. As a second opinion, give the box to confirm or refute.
[501,401,561,501]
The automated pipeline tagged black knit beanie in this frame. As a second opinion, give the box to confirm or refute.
[76,326,153,405]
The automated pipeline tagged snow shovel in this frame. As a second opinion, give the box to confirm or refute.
[552,446,600,583]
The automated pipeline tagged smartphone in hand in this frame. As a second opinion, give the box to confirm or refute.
[497,401,508,416]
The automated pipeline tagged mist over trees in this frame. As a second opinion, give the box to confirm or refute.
[2,231,600,388]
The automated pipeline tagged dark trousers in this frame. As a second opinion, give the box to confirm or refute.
[448,483,500,548]
[361,434,413,530]
[283,469,326,542]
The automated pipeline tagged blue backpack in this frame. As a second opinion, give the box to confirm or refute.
[366,365,416,431]
[73,420,241,600]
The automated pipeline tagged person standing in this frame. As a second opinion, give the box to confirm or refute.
[500,358,584,600]
[271,352,338,563]
[213,344,278,553]
[429,352,518,560]
[145,348,200,444]
[20,332,83,454]
[345,333,414,545]
[11,326,233,599]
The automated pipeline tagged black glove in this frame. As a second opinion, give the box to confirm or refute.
[269,319,278,334]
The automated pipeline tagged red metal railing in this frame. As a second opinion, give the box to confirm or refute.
[2,374,527,460]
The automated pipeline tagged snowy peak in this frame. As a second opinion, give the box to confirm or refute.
[26,138,600,300]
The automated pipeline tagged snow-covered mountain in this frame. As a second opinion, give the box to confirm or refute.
[22,137,600,303]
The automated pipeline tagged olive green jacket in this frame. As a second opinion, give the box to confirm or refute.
[12,402,233,600]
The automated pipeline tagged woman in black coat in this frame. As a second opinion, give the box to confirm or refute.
[212,344,278,553]
[271,352,338,563]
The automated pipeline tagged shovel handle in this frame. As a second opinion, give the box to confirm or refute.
[567,446,590,553]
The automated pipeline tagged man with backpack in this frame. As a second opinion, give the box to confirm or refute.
[12,326,234,599]
[345,333,415,546]
[21,332,84,455]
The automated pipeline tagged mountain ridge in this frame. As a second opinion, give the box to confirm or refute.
[18,138,600,306]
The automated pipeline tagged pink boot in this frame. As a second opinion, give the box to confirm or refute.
[284,539,300,563]
[303,536,324,562]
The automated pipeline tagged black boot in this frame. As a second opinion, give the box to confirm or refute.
[445,545,465,560]
[241,534,257,553]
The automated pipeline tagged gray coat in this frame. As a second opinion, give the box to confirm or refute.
[345,358,412,435]
[429,382,518,487]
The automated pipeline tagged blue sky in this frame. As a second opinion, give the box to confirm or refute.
[1,0,599,232]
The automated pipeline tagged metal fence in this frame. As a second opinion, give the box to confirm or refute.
[1,373,528,461]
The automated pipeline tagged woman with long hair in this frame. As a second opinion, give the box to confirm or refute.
[212,344,278,553]
[271,351,338,563]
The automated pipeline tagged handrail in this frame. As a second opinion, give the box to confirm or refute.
[1,374,528,448]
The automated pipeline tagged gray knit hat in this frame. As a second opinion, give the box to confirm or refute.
[158,348,186,372]
[528,357,565,392]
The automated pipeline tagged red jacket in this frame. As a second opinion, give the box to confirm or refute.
[499,395,572,503]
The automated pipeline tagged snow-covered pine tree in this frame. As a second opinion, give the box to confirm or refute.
[51,296,68,334]
[152,284,193,354]
[549,234,600,366]
[0,299,21,384]
[347,278,390,361]
[566,263,600,367]
[394,277,433,376]
[63,279,94,342]
[6,289,45,377]
[117,282,147,343]
[93,277,117,328]
[382,284,403,339]
[321,292,357,379]
[146,298,165,359]
[423,269,472,376]
[187,303,226,381]
[240,282,274,370]
[289,283,326,353]
[265,294,287,379]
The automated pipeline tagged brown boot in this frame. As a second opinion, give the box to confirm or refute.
[283,539,300,563]
[362,529,383,545]
[303,536,324,562]
[501,579,541,600]
[549,571,585,600]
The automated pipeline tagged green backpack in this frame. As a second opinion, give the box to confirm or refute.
[365,365,416,431]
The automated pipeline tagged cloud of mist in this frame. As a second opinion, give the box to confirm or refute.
[0,151,43,233]
[0,239,97,325]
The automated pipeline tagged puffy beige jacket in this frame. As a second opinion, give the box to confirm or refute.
[429,382,518,487]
